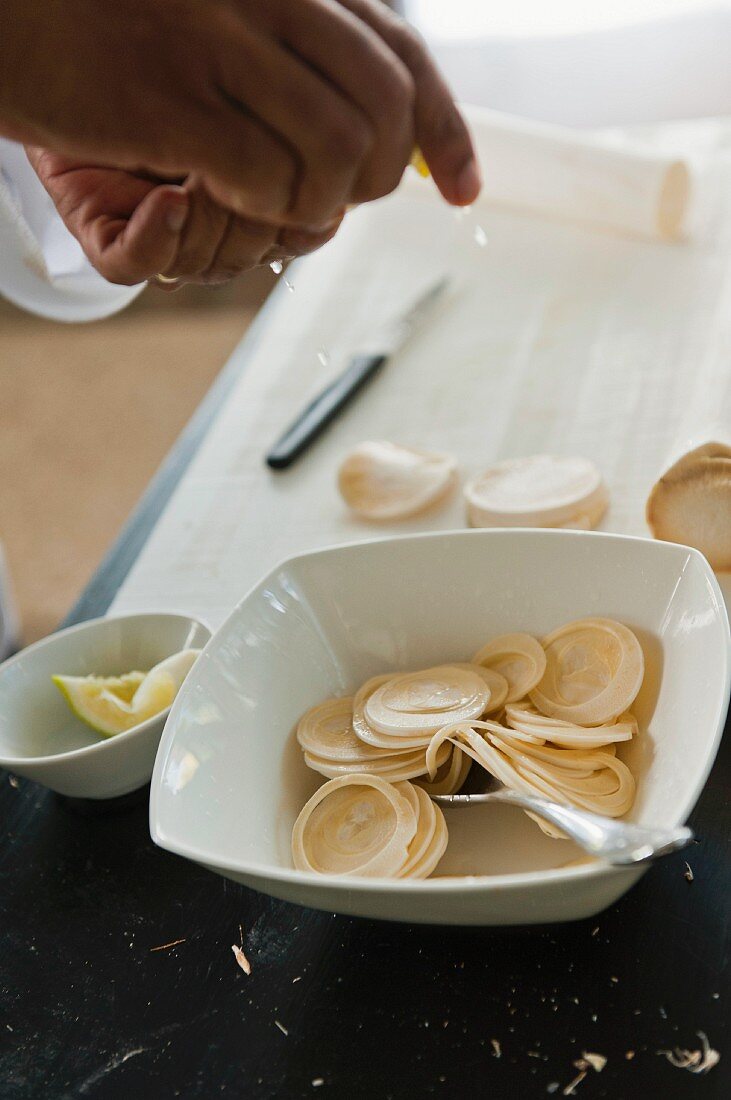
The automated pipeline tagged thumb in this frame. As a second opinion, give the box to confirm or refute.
[89,185,189,286]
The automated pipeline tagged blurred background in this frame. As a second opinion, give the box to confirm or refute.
[1,0,730,643]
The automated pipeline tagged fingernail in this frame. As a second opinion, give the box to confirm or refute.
[455,159,482,205]
[166,202,188,233]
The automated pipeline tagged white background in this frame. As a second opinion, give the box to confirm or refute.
[405,0,731,125]
[409,0,731,38]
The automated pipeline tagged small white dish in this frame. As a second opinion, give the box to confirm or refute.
[0,612,211,799]
[150,531,730,926]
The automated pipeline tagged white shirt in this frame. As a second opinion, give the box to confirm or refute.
[0,139,143,322]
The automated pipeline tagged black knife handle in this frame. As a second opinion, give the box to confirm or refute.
[265,354,388,470]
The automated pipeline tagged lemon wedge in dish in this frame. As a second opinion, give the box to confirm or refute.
[53,648,201,737]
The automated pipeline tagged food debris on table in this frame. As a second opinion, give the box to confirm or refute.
[149,938,186,953]
[578,1052,607,1073]
[274,1020,289,1036]
[230,925,252,976]
[8,775,19,788]
[560,1050,607,1094]
[231,944,251,975]
[312,1079,324,1088]
[562,1071,586,1096]
[625,1051,635,1060]
[684,861,694,882]
[658,1031,720,1074]
[490,1039,501,1058]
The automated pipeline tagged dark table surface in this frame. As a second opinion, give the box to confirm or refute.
[1,295,728,1100]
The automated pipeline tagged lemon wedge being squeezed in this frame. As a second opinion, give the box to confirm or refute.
[410,148,430,178]
[53,649,201,737]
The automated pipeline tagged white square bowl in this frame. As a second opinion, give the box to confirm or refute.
[150,530,730,925]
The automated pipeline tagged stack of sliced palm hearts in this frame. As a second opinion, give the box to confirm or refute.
[292,618,645,873]
[292,774,448,879]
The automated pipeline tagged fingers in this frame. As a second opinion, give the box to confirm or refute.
[25,151,191,285]
[27,149,344,289]
[269,0,416,203]
[276,216,344,259]
[82,185,190,285]
[159,177,231,282]
[188,3,418,225]
[164,201,276,285]
[332,0,481,205]
[160,189,344,286]
[212,29,371,228]
[182,100,298,225]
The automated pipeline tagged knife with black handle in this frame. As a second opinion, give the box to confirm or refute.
[265,277,448,470]
[266,354,388,470]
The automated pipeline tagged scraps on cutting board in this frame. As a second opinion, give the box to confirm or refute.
[336,444,611,533]
[338,441,458,520]
[646,440,731,571]
[465,455,608,531]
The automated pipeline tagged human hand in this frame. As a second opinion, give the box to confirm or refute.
[2,0,479,233]
[26,148,342,287]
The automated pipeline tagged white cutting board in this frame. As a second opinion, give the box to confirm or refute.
[111,118,731,628]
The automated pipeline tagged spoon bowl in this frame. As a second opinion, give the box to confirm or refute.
[433,773,693,865]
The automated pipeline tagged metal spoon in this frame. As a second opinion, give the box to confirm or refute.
[432,776,692,866]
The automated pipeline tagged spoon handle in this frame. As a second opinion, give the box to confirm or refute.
[434,788,693,865]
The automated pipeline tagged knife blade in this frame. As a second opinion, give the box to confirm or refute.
[265,277,449,470]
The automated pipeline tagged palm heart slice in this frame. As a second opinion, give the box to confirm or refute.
[404,804,449,879]
[304,741,450,782]
[472,633,547,703]
[395,781,449,879]
[505,703,637,748]
[491,735,636,819]
[396,783,437,876]
[291,774,417,876]
[353,674,434,750]
[530,617,644,725]
[646,445,731,571]
[464,454,608,529]
[364,666,490,736]
[296,697,414,762]
[448,664,509,713]
[338,441,458,521]
[415,746,472,796]
[425,721,635,836]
